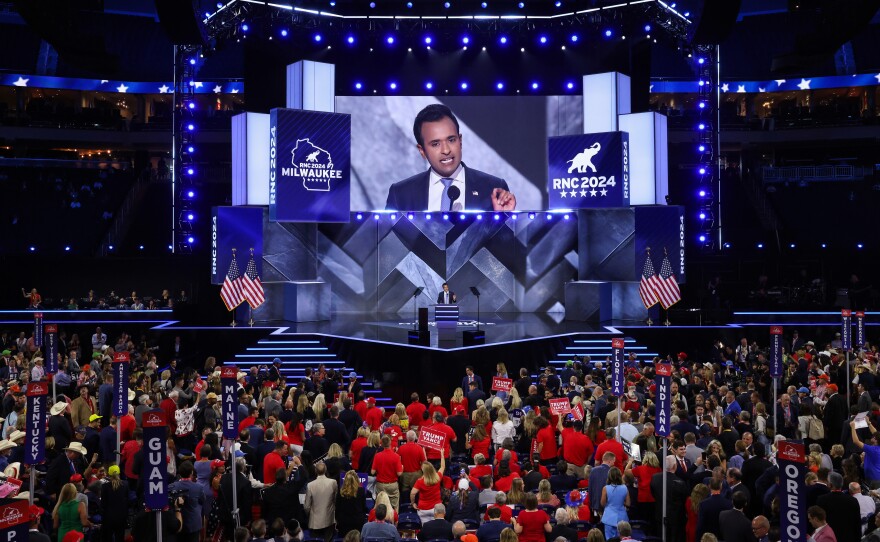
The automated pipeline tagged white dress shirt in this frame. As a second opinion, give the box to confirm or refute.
[428,165,465,211]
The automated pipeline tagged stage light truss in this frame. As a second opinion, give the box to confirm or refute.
[695,43,720,253]
[173,46,200,254]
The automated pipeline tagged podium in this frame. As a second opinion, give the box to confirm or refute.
[434,304,459,347]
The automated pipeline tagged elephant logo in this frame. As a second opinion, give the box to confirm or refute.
[566,142,601,173]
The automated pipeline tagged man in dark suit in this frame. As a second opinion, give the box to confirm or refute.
[816,472,861,542]
[386,103,517,212]
[651,455,690,542]
[719,492,757,542]
[418,504,454,541]
[741,442,772,517]
[323,405,351,453]
[774,393,799,439]
[696,478,732,541]
[823,384,848,446]
[437,282,456,304]
[462,366,483,392]
[466,381,486,415]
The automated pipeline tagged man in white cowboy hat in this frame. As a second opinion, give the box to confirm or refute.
[45,441,95,499]
[7,430,25,465]
[0,439,16,472]
[48,401,73,451]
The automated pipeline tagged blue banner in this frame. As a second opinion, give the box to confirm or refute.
[654,363,672,438]
[25,381,48,465]
[634,206,687,284]
[221,366,239,439]
[856,311,865,350]
[112,352,130,417]
[269,108,352,223]
[777,441,807,542]
[0,73,243,94]
[842,310,852,350]
[547,131,630,209]
[33,312,43,348]
[770,326,783,378]
[611,338,625,397]
[651,72,880,94]
[44,324,58,374]
[141,410,168,510]
[210,206,263,285]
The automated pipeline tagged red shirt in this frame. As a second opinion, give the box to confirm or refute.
[121,440,141,480]
[263,451,286,483]
[494,449,518,466]
[350,437,368,471]
[413,477,442,510]
[483,504,513,523]
[160,398,178,434]
[383,425,403,449]
[425,422,456,460]
[354,401,370,421]
[428,405,448,419]
[372,448,403,483]
[286,421,305,445]
[406,402,427,427]
[594,438,626,471]
[238,415,256,434]
[536,425,558,461]
[470,437,491,459]
[494,473,520,492]
[562,431,594,466]
[365,407,385,431]
[119,414,136,441]
[398,442,426,472]
[632,465,662,503]
[469,464,493,486]
[515,509,550,542]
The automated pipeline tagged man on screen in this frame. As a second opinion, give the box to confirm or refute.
[385,104,517,211]
[437,283,456,304]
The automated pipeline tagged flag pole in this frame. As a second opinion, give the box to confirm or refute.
[663,248,672,326]
[249,248,255,327]
[646,247,653,326]
[230,248,238,328]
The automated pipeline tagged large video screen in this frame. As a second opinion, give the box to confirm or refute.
[335,95,584,211]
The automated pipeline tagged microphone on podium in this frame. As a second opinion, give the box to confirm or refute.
[446,185,461,211]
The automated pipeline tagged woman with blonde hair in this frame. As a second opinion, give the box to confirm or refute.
[508,387,522,409]
[705,440,727,471]
[506,477,527,506]
[585,528,605,542]
[685,483,710,542]
[499,527,519,542]
[326,442,351,480]
[336,470,367,536]
[754,402,768,445]
[350,426,370,471]
[492,408,516,448]
[473,406,492,433]
[312,393,327,421]
[451,387,468,415]
[369,491,399,523]
[336,390,349,412]
[54,482,92,541]
[411,455,446,524]
[536,479,560,507]
[395,403,409,430]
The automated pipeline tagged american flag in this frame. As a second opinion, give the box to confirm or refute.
[656,253,682,309]
[639,254,660,309]
[220,253,245,311]
[241,253,265,309]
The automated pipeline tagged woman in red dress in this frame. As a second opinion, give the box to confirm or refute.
[685,483,709,542]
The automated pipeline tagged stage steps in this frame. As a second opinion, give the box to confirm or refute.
[537,332,660,376]
[231,334,397,409]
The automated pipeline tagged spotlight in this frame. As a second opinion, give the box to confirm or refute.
[789,243,796,248]
[699,168,706,175]
[187,146,194,153]
[555,1,562,6]
[369,1,376,7]
[604,29,612,37]
[698,101,706,109]
[496,82,504,90]
[528,213,536,219]
[821,243,826,248]
[858,243,864,249]
[407,1,412,6]
[699,212,706,219]
[389,82,397,90]
[425,82,433,90]
[494,214,500,220]
[698,190,706,197]
[570,34,578,42]
[462,36,470,45]
[187,123,195,131]
[644,24,651,32]
[186,168,194,175]
[444,1,450,7]
[189,58,196,65]
[29,246,35,252]
[426,214,432,220]
[187,236,195,244]
[186,190,195,198]
[373,214,380,220]
[539,36,547,44]
[511,214,518,220]
[460,82,468,90]
[482,46,486,51]
[186,213,195,221]
[355,82,362,90]
[407,213,414,220]
[443,213,449,220]
[281,29,288,37]
[188,102,195,109]
[407,47,412,52]
[476,214,483,220]
[698,145,706,152]
[424,36,432,44]
[698,123,705,130]
[390,214,397,220]
[723,243,731,249]
[138,245,144,250]
[108,245,113,251]
[482,1,488,7]
[386,36,395,45]
[459,213,466,220]
[531,82,539,90]
[499,36,508,44]
[698,57,705,64]
[757,243,764,248]
[518,2,525,7]
[314,34,322,42]
[347,35,355,44]
[520,47,525,52]
[698,235,706,242]
[563,214,570,220]
[546,213,553,219]
[241,23,249,32]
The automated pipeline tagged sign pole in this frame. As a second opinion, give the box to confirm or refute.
[220,366,240,528]
[662,438,667,542]
[843,310,852,406]
[611,338,625,442]
[654,362,672,542]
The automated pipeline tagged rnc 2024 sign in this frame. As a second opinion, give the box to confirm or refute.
[547,131,630,209]
[269,108,351,223]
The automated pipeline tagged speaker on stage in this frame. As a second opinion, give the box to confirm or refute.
[418,307,429,331]
[408,330,429,346]
[463,330,485,346]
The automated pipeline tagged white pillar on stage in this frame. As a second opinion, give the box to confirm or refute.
[582,72,631,133]
[287,60,336,112]
[231,112,270,205]
[618,112,669,205]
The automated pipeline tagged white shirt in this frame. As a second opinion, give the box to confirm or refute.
[855,492,876,532]
[428,165,465,211]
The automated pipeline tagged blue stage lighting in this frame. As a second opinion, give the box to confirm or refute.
[499,36,507,44]
[518,2,524,7]
[570,34,578,42]
[188,102,195,110]
[699,168,706,175]
[187,213,195,221]
[354,82,362,90]
[386,36,395,44]
[699,212,706,219]
[459,213,466,220]
[241,23,249,32]
[698,190,706,197]
[424,36,432,44]
[389,82,397,90]
[407,1,413,6]
[216,2,223,7]
[314,34,322,42]
[531,82,539,90]
[858,243,864,249]
[566,82,574,90]
[684,11,690,16]
[443,214,449,220]
[757,243,764,248]
[187,123,195,131]
[698,80,705,87]
[356,213,363,220]
[373,214,380,220]
[482,1,488,7]
[189,58,196,65]
[539,36,547,44]
[444,1,451,7]
[555,1,562,6]
[29,246,35,252]
[426,214,432,220]
[370,2,376,7]
[461,82,468,90]
[821,243,826,248]
[347,35,355,44]
[698,235,706,242]
[546,213,553,219]
[644,24,651,32]
[390,214,396,220]
[476,214,483,220]
[494,214,500,220]
[698,145,706,152]
[407,213,414,220]
[698,57,705,64]
[698,102,706,109]
[186,167,194,175]
[723,243,731,248]
[187,146,194,153]
[187,190,195,198]
[789,243,796,248]
[563,214,570,220]
[65,246,71,252]
[187,236,195,244]
[108,245,113,250]
[528,213,535,219]
[462,36,470,44]
[496,82,504,90]
[604,29,612,37]
[281,29,288,37]
[511,214,518,220]
[425,82,433,90]
[698,123,705,130]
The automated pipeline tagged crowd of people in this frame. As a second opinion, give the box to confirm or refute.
[0,324,878,542]
[20,288,189,310]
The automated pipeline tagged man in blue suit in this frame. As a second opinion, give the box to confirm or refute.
[386,104,517,212]
[696,478,732,541]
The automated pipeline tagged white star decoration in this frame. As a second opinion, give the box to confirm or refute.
[797,79,811,90]
[774,79,786,86]
[580,190,587,197]
[12,77,28,87]
[213,85,222,94]
[721,83,729,92]
[569,190,577,198]
[736,85,746,93]
[116,83,128,93]
[100,80,109,84]
[158,85,170,93]
[589,189,597,197]
[559,190,567,198]
[230,88,239,94]
[758,87,766,93]
[874,73,880,83]
[600,188,607,197]
[193,82,203,89]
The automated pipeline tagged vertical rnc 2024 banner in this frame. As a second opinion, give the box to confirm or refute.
[269,108,351,223]
[770,326,784,378]
[25,381,48,465]
[611,338,625,397]
[547,131,630,209]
